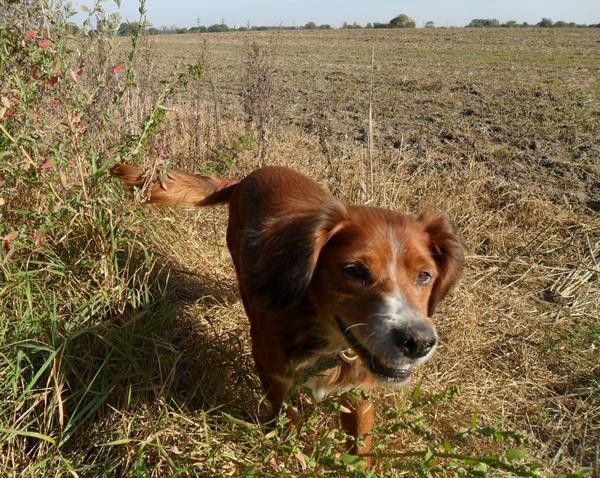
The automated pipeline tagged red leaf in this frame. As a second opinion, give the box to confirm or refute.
[2,232,16,252]
[270,457,280,472]
[41,160,53,170]
[23,30,37,41]
[111,63,124,74]
[37,39,50,48]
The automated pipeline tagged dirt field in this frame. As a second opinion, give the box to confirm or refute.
[154,29,599,208]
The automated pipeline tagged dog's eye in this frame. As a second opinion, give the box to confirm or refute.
[341,262,371,285]
[416,270,432,286]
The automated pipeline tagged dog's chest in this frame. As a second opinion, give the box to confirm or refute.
[285,355,373,402]
[305,372,357,401]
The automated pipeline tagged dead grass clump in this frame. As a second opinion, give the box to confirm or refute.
[241,39,277,164]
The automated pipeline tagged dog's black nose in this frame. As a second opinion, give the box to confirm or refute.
[393,323,437,359]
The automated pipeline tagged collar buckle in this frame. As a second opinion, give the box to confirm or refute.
[337,348,359,364]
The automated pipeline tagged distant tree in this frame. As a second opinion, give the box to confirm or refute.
[319,24,332,29]
[389,14,415,28]
[365,22,373,28]
[304,21,317,29]
[502,20,518,27]
[521,22,530,27]
[424,21,435,28]
[118,22,133,35]
[117,21,151,36]
[207,23,229,32]
[467,18,500,27]
[552,20,568,28]
[538,17,553,27]
[147,27,160,35]
[372,22,388,29]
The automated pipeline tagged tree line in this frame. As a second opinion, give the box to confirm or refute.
[116,14,599,36]
[116,14,417,36]
[467,18,599,28]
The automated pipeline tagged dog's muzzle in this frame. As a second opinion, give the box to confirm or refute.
[335,316,415,383]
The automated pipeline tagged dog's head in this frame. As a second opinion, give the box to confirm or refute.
[312,207,463,385]
[242,201,463,386]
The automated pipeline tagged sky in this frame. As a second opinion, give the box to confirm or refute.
[87,0,600,28]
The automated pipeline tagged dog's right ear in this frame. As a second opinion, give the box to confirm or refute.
[241,201,348,310]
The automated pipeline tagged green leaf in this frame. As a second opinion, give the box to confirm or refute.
[220,412,256,429]
[441,439,453,453]
[469,413,479,429]
[0,427,55,445]
[505,448,527,461]
[424,447,434,463]
[339,454,363,466]
[412,383,421,402]
[99,438,135,446]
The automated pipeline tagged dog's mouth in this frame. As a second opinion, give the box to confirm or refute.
[335,316,411,383]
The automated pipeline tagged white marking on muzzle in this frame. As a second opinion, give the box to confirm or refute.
[378,292,419,326]
[367,291,437,366]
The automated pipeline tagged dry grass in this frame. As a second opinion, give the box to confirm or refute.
[1,11,598,476]
[134,28,599,474]
[143,116,598,475]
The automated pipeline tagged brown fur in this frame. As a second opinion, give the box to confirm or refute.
[111,164,464,456]
[109,164,238,207]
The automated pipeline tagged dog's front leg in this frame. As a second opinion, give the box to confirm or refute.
[340,395,374,456]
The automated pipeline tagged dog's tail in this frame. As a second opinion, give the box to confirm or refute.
[109,164,239,208]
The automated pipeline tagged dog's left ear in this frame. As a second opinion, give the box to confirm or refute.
[419,211,464,316]
[241,201,348,310]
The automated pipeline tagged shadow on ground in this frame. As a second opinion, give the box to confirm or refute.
[57,254,264,444]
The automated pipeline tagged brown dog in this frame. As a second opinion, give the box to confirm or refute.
[111,164,463,454]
